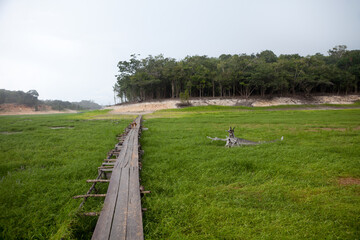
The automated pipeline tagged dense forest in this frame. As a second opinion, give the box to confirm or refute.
[0,89,101,110]
[114,45,360,102]
[0,89,40,109]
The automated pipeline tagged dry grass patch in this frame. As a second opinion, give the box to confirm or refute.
[353,126,360,131]
[338,177,360,186]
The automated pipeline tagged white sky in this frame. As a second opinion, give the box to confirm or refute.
[0,0,359,105]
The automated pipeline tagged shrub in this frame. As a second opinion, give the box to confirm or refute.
[179,90,190,105]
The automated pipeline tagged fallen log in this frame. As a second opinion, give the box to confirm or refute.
[208,127,283,148]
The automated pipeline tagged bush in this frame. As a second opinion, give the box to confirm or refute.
[179,90,190,104]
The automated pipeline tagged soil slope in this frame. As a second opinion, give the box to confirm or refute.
[107,95,360,114]
[0,103,76,115]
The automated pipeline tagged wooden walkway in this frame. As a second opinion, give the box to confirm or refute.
[92,116,143,240]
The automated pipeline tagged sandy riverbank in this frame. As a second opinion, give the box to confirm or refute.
[106,95,360,114]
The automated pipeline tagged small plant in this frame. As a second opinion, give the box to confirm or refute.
[178,90,191,107]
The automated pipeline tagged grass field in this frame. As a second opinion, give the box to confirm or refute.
[140,106,360,239]
[0,111,133,239]
[1,106,359,239]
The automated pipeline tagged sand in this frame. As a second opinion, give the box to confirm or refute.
[106,95,360,115]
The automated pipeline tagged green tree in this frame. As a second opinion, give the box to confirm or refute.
[257,50,277,63]
[328,45,347,63]
[337,50,360,93]
[113,47,360,102]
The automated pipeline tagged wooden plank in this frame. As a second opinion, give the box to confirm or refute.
[92,135,131,240]
[99,168,113,172]
[102,163,115,166]
[126,166,143,239]
[109,167,130,240]
[73,194,106,199]
[83,212,100,216]
[92,116,143,240]
[130,133,139,167]
[98,166,114,169]
[119,130,135,169]
[108,151,120,155]
[86,179,110,183]
[109,123,139,239]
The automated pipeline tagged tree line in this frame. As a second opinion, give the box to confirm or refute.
[114,45,360,102]
[43,100,101,111]
[0,89,40,109]
[0,89,101,110]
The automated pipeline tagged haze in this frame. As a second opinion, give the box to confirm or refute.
[0,0,359,105]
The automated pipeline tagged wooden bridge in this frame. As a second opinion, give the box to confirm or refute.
[91,116,144,240]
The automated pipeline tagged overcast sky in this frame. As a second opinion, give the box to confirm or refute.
[1,0,359,105]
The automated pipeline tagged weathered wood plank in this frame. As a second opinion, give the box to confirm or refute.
[102,163,115,166]
[83,212,100,216]
[98,166,114,169]
[119,130,136,169]
[99,168,114,172]
[126,166,143,239]
[104,159,117,162]
[125,116,143,239]
[92,135,131,240]
[86,179,110,183]
[129,128,139,168]
[92,116,143,240]
[91,168,121,239]
[73,194,106,199]
[109,167,130,240]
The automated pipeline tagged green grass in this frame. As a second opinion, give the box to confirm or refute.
[0,111,133,239]
[1,107,359,239]
[140,108,360,239]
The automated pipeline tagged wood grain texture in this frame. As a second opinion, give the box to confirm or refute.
[92,116,143,240]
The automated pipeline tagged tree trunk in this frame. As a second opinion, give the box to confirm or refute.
[261,87,265,97]
[354,81,358,93]
[212,80,215,97]
[233,82,236,97]
[171,80,175,98]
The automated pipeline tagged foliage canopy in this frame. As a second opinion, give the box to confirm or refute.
[115,46,360,102]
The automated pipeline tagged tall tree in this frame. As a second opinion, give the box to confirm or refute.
[114,46,360,102]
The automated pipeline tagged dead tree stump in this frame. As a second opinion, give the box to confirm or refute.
[207,127,283,147]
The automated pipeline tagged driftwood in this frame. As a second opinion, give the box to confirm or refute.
[207,127,283,148]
